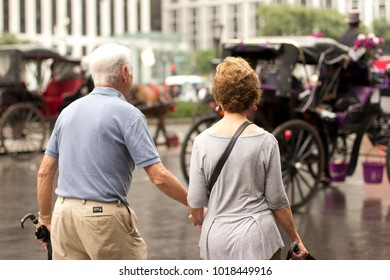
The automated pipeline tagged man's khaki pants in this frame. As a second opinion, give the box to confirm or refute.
[51,196,147,260]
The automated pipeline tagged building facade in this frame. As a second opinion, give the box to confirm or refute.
[1,0,389,82]
[0,0,187,84]
[162,0,390,51]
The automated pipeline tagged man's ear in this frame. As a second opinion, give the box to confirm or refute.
[121,65,128,81]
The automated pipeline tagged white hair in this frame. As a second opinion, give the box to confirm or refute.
[89,43,133,86]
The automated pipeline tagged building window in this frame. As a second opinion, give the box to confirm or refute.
[36,0,42,33]
[137,1,141,32]
[210,6,220,46]
[124,0,128,33]
[351,0,359,9]
[3,0,9,32]
[151,0,161,31]
[379,0,386,18]
[171,10,178,32]
[66,0,72,35]
[82,46,87,56]
[110,0,115,35]
[96,0,101,36]
[253,2,261,37]
[81,0,86,35]
[52,0,57,34]
[211,6,220,23]
[211,5,217,18]
[229,4,241,39]
[20,0,26,33]
[190,8,198,49]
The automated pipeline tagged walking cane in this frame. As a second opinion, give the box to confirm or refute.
[21,213,52,260]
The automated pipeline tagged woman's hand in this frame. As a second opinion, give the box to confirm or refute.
[291,241,309,260]
[188,214,201,228]
[188,207,207,227]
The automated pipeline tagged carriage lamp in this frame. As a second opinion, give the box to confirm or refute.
[212,20,224,58]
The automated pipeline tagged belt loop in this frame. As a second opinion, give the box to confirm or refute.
[61,197,65,204]
[117,200,121,205]
[82,199,86,205]
[125,205,131,214]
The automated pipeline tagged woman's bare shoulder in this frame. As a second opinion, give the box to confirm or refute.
[244,123,264,135]
[208,121,265,136]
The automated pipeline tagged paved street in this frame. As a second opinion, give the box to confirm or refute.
[0,120,389,260]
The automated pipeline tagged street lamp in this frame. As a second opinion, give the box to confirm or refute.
[212,20,224,59]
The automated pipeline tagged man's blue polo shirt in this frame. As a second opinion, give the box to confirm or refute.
[45,87,161,204]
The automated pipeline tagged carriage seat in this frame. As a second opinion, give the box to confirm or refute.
[43,79,84,116]
[335,86,373,125]
[353,86,373,107]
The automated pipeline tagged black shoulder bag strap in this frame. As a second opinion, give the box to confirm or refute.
[208,120,252,195]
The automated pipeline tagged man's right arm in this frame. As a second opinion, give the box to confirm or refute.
[37,155,58,229]
[144,162,188,206]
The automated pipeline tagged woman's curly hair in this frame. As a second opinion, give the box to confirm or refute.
[212,56,262,113]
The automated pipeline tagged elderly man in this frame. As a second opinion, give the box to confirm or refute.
[36,43,188,260]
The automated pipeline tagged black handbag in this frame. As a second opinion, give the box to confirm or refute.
[208,120,252,195]
[286,242,316,260]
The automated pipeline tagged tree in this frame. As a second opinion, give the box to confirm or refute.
[257,4,353,40]
[372,19,390,55]
[190,49,215,76]
[0,32,30,45]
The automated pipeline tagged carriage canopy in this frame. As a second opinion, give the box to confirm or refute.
[0,44,72,85]
[222,36,352,98]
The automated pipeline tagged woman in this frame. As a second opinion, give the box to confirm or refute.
[187,56,308,260]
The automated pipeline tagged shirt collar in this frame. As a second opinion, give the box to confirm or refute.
[89,87,127,102]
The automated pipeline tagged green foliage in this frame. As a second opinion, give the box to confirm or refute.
[257,4,352,40]
[190,49,215,76]
[0,32,19,45]
[168,100,213,119]
[373,19,390,55]
[168,100,197,118]
[190,101,212,119]
[0,32,30,45]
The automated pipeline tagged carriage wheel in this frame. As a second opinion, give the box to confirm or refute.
[180,115,219,183]
[0,103,46,160]
[272,119,325,211]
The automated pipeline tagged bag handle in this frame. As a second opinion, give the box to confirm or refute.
[208,120,252,195]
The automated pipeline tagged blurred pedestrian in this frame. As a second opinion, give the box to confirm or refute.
[339,9,361,47]
[187,56,309,260]
[36,43,188,260]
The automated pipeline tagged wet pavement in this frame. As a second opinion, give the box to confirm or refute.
[0,121,389,260]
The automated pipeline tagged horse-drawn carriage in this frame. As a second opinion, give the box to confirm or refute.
[129,83,177,148]
[0,44,178,160]
[0,44,88,159]
[180,36,390,211]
